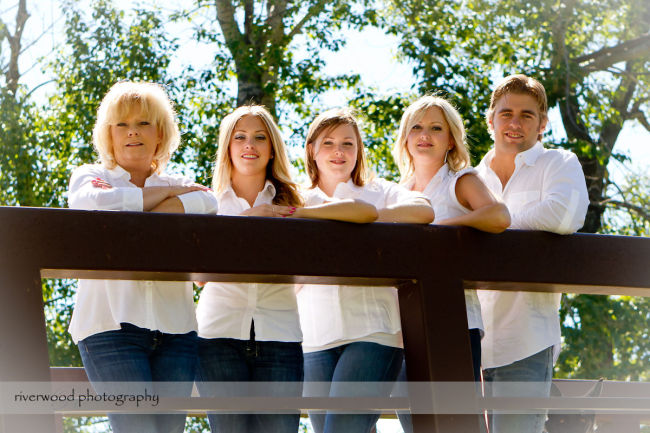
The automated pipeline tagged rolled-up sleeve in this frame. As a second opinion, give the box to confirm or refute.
[177,190,218,214]
[68,165,143,211]
[511,153,589,234]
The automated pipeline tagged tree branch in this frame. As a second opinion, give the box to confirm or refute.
[215,0,244,58]
[266,0,287,45]
[243,0,254,42]
[628,109,650,132]
[287,0,328,40]
[5,0,29,94]
[577,33,650,74]
[601,199,650,222]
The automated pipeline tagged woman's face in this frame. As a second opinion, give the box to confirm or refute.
[110,111,161,173]
[229,115,273,177]
[312,124,359,184]
[406,107,453,168]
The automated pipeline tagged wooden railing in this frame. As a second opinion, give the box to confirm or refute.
[0,206,649,433]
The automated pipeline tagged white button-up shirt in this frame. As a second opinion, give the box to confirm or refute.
[476,142,589,368]
[403,164,484,333]
[67,163,219,343]
[196,181,302,342]
[297,178,428,352]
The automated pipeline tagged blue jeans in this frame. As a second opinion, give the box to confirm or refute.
[483,346,554,433]
[78,322,197,433]
[196,337,303,433]
[303,342,404,433]
[396,328,483,433]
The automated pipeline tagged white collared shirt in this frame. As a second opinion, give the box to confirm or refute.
[298,178,427,352]
[475,142,589,368]
[196,181,302,342]
[67,163,219,343]
[403,164,484,334]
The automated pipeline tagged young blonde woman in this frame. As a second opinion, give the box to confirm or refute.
[393,95,510,432]
[195,105,376,433]
[297,107,434,433]
[67,81,218,433]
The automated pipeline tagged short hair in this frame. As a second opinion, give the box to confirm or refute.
[393,95,470,180]
[304,107,369,188]
[212,105,302,207]
[93,81,180,173]
[486,74,548,141]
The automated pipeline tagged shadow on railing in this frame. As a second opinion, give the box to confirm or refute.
[1,207,649,433]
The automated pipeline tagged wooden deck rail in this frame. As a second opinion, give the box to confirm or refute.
[1,206,649,432]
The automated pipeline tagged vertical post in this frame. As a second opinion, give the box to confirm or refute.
[398,276,480,433]
[0,265,55,433]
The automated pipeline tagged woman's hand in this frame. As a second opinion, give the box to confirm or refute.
[164,183,212,198]
[91,178,113,189]
[240,204,297,218]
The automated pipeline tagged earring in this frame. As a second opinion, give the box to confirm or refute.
[444,149,449,165]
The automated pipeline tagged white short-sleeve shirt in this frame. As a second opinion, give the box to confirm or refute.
[298,178,427,352]
[67,163,219,343]
[475,142,589,368]
[196,181,302,342]
[403,164,484,333]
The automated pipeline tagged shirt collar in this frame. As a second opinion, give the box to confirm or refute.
[219,179,276,203]
[516,141,544,166]
[402,164,450,196]
[479,141,544,169]
[311,179,361,200]
[106,164,160,183]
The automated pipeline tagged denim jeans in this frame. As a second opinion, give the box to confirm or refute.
[303,342,404,433]
[483,346,554,433]
[396,328,483,433]
[196,337,303,433]
[77,322,198,433]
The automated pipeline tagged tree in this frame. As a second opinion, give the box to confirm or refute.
[177,0,368,119]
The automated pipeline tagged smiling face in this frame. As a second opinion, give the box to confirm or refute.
[312,124,359,185]
[228,115,273,177]
[110,111,161,173]
[406,106,453,170]
[489,92,548,154]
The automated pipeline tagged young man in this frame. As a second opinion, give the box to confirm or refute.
[476,74,589,433]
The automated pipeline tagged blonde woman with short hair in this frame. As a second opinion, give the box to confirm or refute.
[67,81,218,433]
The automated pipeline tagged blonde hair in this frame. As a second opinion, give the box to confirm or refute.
[393,95,469,180]
[486,74,548,141]
[304,107,369,188]
[212,105,302,207]
[93,81,180,173]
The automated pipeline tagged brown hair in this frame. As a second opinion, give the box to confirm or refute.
[486,74,548,141]
[304,107,369,188]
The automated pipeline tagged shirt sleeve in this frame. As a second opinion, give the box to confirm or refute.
[165,173,218,215]
[177,191,218,214]
[68,165,143,211]
[381,178,429,208]
[511,152,589,234]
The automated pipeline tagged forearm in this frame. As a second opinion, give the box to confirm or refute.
[142,187,175,211]
[376,202,434,223]
[293,199,378,223]
[150,196,185,214]
[436,203,511,233]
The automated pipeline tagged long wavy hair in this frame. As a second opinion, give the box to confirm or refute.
[212,105,302,206]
